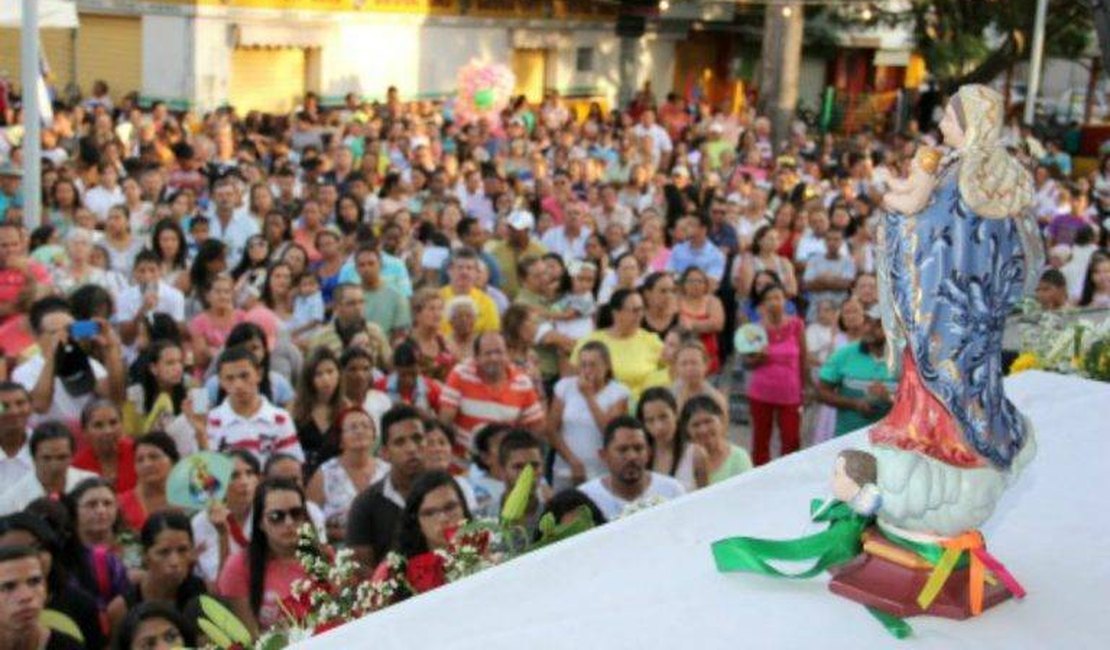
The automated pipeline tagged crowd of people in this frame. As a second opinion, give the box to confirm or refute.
[0,77,1106,648]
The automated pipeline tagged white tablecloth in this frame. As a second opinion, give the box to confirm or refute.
[300,371,1110,649]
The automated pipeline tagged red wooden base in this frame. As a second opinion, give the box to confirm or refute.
[828,534,1012,620]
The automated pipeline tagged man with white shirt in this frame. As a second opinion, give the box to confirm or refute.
[0,422,97,515]
[82,163,125,222]
[207,346,303,465]
[541,201,591,262]
[0,383,33,494]
[579,416,685,521]
[114,250,186,345]
[631,109,673,168]
[206,179,259,263]
[13,297,118,428]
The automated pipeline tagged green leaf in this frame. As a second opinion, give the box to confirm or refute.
[199,594,253,646]
[196,618,234,649]
[500,464,534,525]
[530,505,595,551]
[40,609,83,644]
[258,632,290,650]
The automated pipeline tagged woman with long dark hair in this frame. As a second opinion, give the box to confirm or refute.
[63,477,132,609]
[678,395,752,485]
[290,347,345,470]
[370,471,471,608]
[128,339,205,453]
[106,511,206,629]
[217,478,312,637]
[187,239,229,312]
[639,271,679,339]
[637,386,708,492]
[259,261,298,330]
[0,512,106,650]
[150,218,190,292]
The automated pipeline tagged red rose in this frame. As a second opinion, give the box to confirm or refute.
[313,620,343,636]
[405,552,446,593]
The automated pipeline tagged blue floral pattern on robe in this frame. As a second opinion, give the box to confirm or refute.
[878,163,1042,470]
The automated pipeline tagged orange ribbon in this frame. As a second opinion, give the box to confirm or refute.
[917,531,986,615]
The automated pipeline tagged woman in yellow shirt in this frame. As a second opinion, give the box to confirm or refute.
[572,288,663,401]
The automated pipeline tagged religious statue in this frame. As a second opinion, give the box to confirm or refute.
[711,85,1040,632]
[829,84,1043,619]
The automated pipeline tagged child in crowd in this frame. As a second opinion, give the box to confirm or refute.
[290,272,325,342]
[550,260,598,341]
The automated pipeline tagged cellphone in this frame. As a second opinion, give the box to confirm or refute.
[189,387,210,414]
[69,320,101,340]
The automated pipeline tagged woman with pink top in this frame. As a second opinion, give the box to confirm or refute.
[742,281,807,466]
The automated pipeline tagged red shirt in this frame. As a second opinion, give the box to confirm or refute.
[73,436,138,493]
[0,262,51,325]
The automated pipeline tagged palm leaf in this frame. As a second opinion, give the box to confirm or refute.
[40,609,83,644]
[500,464,535,525]
[196,618,234,649]
[199,595,252,646]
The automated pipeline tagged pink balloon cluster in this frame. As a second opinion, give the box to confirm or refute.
[455,60,516,125]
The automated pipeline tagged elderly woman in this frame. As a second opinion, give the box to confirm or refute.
[443,295,479,362]
[53,227,108,295]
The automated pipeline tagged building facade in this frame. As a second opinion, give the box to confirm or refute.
[1,0,680,114]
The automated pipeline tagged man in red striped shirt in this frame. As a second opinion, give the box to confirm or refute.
[439,332,544,454]
[207,346,303,465]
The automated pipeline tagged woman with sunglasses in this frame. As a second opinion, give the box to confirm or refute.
[217,478,311,638]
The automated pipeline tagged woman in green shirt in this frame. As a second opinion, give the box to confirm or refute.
[679,395,753,484]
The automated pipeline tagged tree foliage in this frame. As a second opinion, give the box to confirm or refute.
[836,0,1093,91]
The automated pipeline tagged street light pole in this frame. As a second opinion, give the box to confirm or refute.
[1024,0,1049,126]
[20,0,41,228]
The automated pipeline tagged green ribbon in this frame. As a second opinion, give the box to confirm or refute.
[867,606,913,639]
[711,500,871,579]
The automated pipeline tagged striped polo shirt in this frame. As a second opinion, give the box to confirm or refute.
[441,359,543,450]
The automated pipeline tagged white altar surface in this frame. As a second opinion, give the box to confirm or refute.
[299,371,1110,649]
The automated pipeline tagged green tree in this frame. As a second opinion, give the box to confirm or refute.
[838,0,1092,91]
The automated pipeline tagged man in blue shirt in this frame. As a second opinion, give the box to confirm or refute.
[0,164,22,221]
[667,214,726,289]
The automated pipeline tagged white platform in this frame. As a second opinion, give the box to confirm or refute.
[300,371,1110,649]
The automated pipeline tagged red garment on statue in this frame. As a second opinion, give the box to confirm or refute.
[869,350,985,468]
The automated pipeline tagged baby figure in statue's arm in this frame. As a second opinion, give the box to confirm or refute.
[881,147,943,216]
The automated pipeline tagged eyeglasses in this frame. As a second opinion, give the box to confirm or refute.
[418,500,462,520]
[265,507,307,524]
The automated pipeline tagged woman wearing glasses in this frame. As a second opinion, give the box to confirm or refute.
[370,471,472,609]
[217,478,311,638]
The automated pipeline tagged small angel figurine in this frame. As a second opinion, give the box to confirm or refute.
[880,146,943,215]
[830,449,882,517]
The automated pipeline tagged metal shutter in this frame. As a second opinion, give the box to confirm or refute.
[75,13,142,101]
[0,28,76,92]
[230,47,306,115]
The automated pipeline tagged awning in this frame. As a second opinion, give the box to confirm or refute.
[233,22,331,49]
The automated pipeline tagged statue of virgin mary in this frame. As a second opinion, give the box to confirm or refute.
[872,85,1045,538]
